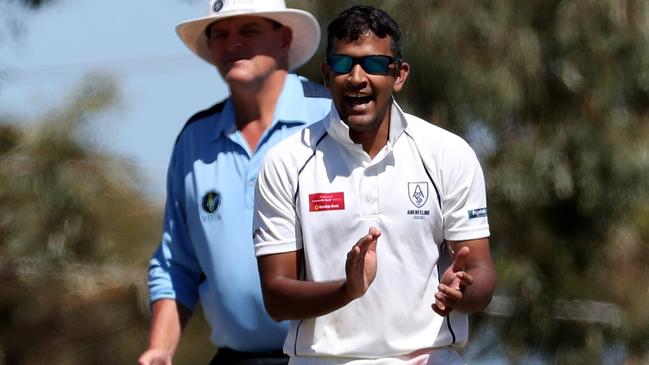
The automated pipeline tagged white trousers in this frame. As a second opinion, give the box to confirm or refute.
[288,347,465,365]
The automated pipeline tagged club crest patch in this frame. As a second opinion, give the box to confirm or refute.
[202,191,221,213]
[408,182,429,208]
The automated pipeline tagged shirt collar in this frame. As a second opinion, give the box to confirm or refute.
[209,74,309,141]
[388,100,408,143]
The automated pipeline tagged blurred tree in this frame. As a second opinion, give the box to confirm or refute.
[290,0,649,363]
[0,73,155,364]
[0,2,215,364]
[0,72,215,364]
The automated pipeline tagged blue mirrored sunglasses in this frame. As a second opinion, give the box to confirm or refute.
[326,54,401,75]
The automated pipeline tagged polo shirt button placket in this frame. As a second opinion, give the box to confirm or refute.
[245,179,256,207]
[360,168,379,216]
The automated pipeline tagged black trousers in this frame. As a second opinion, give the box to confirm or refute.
[209,348,289,365]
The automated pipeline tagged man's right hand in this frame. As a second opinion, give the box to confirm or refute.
[344,226,381,300]
[137,299,192,365]
[138,348,173,365]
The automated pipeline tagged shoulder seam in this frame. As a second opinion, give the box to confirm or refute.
[300,80,331,99]
[187,100,226,125]
[175,100,226,145]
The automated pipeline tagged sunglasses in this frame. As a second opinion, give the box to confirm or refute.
[326,54,401,75]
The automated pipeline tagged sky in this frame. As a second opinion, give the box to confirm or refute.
[0,0,228,199]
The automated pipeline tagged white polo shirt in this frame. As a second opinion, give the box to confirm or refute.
[253,101,490,363]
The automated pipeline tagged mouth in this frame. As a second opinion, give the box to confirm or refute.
[344,92,373,112]
[224,56,249,66]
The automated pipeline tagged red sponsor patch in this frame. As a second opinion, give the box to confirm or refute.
[309,192,345,212]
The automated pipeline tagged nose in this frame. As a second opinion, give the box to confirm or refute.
[224,34,244,52]
[347,64,368,87]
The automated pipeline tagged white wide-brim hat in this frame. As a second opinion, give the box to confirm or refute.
[176,0,320,71]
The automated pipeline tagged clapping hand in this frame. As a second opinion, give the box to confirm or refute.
[344,227,381,300]
[432,246,474,316]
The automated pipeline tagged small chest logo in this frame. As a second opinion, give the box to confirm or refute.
[202,191,221,213]
[468,207,488,219]
[309,192,345,212]
[408,182,429,208]
[212,0,224,12]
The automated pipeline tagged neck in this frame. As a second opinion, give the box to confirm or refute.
[230,70,288,129]
[230,70,288,151]
[349,105,392,159]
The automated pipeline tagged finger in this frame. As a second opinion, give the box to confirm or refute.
[457,271,474,288]
[435,292,460,312]
[432,289,455,315]
[347,246,362,270]
[355,228,380,252]
[451,246,470,272]
[366,227,380,253]
[368,226,381,239]
[432,301,450,316]
[354,237,372,259]
[434,291,447,303]
[433,299,445,312]
[438,284,463,302]
[137,354,150,365]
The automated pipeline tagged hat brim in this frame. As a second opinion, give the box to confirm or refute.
[176,9,320,71]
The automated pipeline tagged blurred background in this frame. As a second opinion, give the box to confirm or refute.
[1,0,648,364]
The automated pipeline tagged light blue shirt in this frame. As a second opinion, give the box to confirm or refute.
[148,74,331,352]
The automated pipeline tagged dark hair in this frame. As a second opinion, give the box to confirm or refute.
[326,5,403,60]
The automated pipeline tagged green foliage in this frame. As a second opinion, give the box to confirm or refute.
[0,74,166,365]
[2,0,649,362]
[291,0,649,362]
[0,72,215,365]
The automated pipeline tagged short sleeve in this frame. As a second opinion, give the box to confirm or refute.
[148,145,202,310]
[253,148,302,256]
[441,139,490,241]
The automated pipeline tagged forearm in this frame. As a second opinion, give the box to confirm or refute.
[455,264,496,313]
[258,230,380,321]
[443,238,496,314]
[262,277,354,321]
[147,298,192,353]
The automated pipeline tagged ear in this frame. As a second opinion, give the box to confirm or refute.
[280,26,293,52]
[320,59,331,89]
[392,61,410,93]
